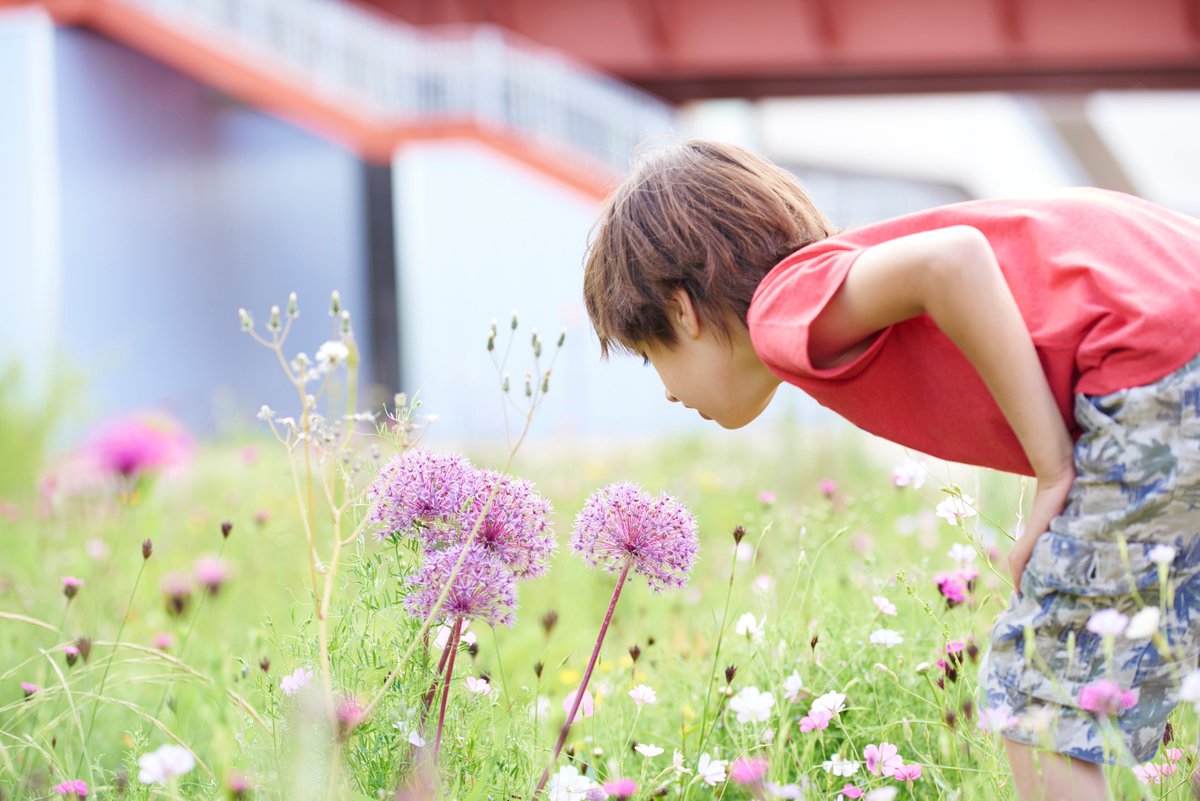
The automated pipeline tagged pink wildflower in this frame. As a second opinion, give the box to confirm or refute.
[840,784,863,799]
[603,778,637,799]
[820,480,838,498]
[368,450,476,541]
[872,595,897,616]
[161,572,193,617]
[1165,747,1184,763]
[335,695,367,741]
[757,491,776,505]
[280,667,313,697]
[864,743,903,776]
[563,689,594,722]
[570,483,699,593]
[85,412,193,480]
[194,555,229,595]
[798,708,833,732]
[61,576,84,601]
[21,682,40,699]
[438,470,556,578]
[63,645,80,667]
[730,756,769,785]
[153,632,174,651]
[404,546,518,627]
[1132,763,1162,784]
[225,769,253,800]
[893,763,922,782]
[935,574,967,606]
[1078,680,1138,716]
[52,780,89,798]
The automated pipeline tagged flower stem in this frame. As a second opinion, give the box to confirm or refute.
[532,560,632,799]
[433,617,464,763]
[420,637,455,725]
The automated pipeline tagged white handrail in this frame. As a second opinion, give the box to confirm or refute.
[113,0,677,173]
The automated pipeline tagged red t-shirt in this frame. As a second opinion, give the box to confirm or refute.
[747,188,1200,476]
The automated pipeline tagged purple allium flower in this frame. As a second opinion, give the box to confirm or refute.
[52,779,89,798]
[404,546,517,627]
[438,470,556,578]
[570,483,699,592]
[85,413,193,480]
[368,450,477,541]
[194,555,229,595]
[61,576,83,601]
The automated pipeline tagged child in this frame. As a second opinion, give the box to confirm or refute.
[583,139,1200,801]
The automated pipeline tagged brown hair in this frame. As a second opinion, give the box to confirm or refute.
[583,139,835,357]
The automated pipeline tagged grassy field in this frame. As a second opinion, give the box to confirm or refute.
[1,327,1196,800]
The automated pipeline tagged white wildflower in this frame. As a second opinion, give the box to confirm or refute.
[729,686,775,723]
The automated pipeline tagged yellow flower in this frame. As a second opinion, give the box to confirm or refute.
[558,668,581,685]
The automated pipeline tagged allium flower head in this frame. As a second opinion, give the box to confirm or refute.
[404,546,518,627]
[368,450,476,540]
[570,483,698,592]
[450,470,556,578]
[86,413,193,480]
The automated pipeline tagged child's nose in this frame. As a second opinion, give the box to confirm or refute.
[665,390,679,403]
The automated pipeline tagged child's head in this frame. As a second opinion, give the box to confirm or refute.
[583,139,834,358]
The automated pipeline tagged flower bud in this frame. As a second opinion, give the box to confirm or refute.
[238,308,254,331]
[510,310,518,330]
[61,576,83,602]
[557,328,566,348]
[810,634,819,650]
[629,644,641,663]
[64,645,79,667]
[221,521,233,539]
[268,305,281,332]
[541,610,558,636]
[534,661,543,678]
[724,664,737,684]
[142,538,153,560]
[287,292,299,319]
[732,525,746,544]
[259,657,270,673]
[487,332,495,352]
[502,373,510,393]
[524,373,533,398]
[329,290,341,316]
[541,370,551,394]
[340,310,351,334]
[76,637,92,663]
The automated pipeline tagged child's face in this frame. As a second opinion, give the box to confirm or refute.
[639,319,780,429]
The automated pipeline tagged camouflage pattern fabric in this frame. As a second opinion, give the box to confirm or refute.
[980,353,1200,765]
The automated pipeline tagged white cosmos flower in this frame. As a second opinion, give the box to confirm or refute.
[545,765,599,801]
[280,667,313,697]
[465,676,491,695]
[138,744,196,785]
[812,691,847,715]
[865,788,898,801]
[822,752,860,777]
[696,753,727,785]
[729,686,775,723]
[783,670,804,703]
[672,748,692,775]
[869,629,904,648]
[1125,607,1161,639]
[872,595,897,616]
[635,743,664,758]
[1086,608,1129,638]
[1149,544,1177,565]
[935,494,977,526]
[891,459,926,488]
[735,612,764,640]
[407,728,426,747]
[947,543,976,565]
[629,684,657,706]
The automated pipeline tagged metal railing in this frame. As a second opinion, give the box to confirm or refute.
[114,0,678,173]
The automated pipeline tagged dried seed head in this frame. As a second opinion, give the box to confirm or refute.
[221,521,233,539]
[1164,721,1175,745]
[944,710,957,730]
[533,661,543,678]
[732,525,746,544]
[142,538,153,560]
[961,699,974,720]
[76,637,92,662]
[810,634,819,650]
[541,611,558,636]
[724,664,737,684]
[628,644,641,663]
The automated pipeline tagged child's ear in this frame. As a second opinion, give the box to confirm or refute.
[670,288,702,340]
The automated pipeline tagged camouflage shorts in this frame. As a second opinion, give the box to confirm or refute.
[980,352,1200,765]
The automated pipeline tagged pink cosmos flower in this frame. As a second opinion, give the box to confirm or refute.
[570,483,699,593]
[368,450,477,541]
[404,545,518,627]
[563,689,594,722]
[1078,680,1138,716]
[840,784,863,799]
[85,413,193,480]
[280,667,313,697]
[52,780,89,798]
[872,595,897,616]
[1132,763,1162,784]
[864,742,903,776]
[603,778,637,799]
[977,704,1019,732]
[892,763,922,782]
[730,756,769,784]
[1165,747,1184,763]
[798,708,833,732]
[439,470,556,578]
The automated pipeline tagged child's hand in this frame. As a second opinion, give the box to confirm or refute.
[1008,468,1076,594]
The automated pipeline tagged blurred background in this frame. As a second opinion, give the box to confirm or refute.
[1,0,1198,450]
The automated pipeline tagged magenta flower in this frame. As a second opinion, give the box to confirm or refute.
[161,573,193,617]
[85,413,193,479]
[442,470,556,578]
[153,632,174,651]
[52,780,89,798]
[63,645,80,668]
[819,480,838,498]
[1078,680,1139,716]
[570,483,699,593]
[935,573,967,606]
[730,756,769,785]
[839,785,863,799]
[603,778,637,799]
[368,450,477,541]
[21,682,40,699]
[798,708,833,732]
[61,576,84,601]
[404,545,517,627]
[893,763,922,782]
[194,555,229,595]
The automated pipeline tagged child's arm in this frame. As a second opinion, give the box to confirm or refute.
[808,225,1074,590]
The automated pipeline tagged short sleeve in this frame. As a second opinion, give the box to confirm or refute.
[747,241,894,381]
